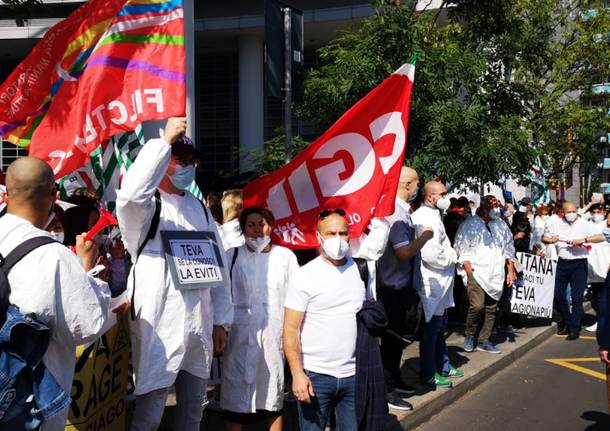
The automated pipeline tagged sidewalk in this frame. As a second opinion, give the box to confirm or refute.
[385,317,558,430]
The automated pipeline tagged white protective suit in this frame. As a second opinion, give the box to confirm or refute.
[221,244,299,413]
[0,213,110,431]
[411,205,457,322]
[454,216,516,301]
[588,219,610,283]
[116,138,233,396]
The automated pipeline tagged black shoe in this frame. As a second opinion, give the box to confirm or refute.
[394,380,417,396]
[387,390,413,411]
[566,331,580,341]
[557,326,568,336]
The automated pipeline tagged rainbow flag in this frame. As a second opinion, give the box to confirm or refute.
[0,0,186,178]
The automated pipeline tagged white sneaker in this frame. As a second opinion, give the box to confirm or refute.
[585,322,597,332]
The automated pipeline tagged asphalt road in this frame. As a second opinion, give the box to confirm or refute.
[414,331,610,431]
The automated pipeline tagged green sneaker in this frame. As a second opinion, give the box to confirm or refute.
[421,373,453,389]
[442,366,464,379]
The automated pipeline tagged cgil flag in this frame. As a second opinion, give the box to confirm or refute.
[243,61,416,249]
[0,0,186,178]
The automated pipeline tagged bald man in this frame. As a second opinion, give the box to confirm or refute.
[411,181,462,389]
[0,157,110,431]
[284,210,366,430]
[543,201,604,339]
[377,167,432,410]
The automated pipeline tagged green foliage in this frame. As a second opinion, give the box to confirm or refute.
[297,0,610,189]
[250,132,310,175]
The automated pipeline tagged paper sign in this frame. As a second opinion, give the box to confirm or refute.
[160,230,228,290]
[510,252,556,318]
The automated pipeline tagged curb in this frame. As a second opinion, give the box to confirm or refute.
[391,322,559,430]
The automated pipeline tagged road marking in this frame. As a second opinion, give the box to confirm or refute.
[545,357,606,380]
[553,335,597,340]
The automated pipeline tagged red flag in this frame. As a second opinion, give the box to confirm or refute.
[0,0,186,178]
[243,62,415,249]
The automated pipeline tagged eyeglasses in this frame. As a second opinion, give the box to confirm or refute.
[319,208,346,219]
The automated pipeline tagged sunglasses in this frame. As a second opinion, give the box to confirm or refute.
[319,208,346,219]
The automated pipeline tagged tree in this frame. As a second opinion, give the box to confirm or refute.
[296,0,610,193]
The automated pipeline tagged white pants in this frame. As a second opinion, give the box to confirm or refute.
[130,371,207,431]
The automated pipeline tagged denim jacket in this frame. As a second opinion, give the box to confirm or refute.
[0,304,71,429]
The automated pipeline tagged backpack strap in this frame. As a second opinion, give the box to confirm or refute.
[352,257,369,287]
[1,237,57,275]
[196,198,210,224]
[230,247,239,278]
[0,236,56,327]
[130,191,162,320]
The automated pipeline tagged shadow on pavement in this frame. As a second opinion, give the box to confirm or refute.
[582,410,610,430]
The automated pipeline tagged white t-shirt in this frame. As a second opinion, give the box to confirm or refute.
[284,256,365,378]
[544,215,598,260]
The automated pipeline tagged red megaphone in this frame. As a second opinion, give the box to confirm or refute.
[83,209,118,242]
[69,209,118,254]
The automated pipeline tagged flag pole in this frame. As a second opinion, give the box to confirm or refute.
[184,0,196,142]
[283,6,292,164]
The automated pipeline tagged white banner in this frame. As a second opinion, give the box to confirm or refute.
[510,252,556,318]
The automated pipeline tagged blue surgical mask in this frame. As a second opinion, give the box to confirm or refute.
[408,186,420,202]
[169,165,196,190]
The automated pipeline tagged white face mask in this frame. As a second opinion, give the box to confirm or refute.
[564,213,578,223]
[49,231,64,244]
[436,197,451,212]
[246,236,271,253]
[541,215,549,221]
[592,213,605,223]
[318,233,350,260]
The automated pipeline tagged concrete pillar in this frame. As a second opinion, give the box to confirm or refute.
[238,34,265,173]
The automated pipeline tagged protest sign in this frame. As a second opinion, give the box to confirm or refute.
[511,252,556,318]
[66,315,130,431]
[160,230,228,290]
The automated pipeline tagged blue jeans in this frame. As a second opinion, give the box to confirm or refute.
[555,258,588,332]
[297,371,356,431]
[419,311,450,381]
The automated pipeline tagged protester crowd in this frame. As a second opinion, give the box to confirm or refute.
[2,117,610,431]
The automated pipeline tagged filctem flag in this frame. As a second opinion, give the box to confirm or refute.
[0,0,187,178]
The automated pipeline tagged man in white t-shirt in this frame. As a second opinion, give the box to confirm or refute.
[543,201,604,339]
[283,209,364,431]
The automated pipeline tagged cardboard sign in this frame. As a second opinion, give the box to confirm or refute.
[65,315,130,431]
[510,252,556,318]
[160,230,228,290]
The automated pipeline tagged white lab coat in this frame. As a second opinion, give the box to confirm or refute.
[221,244,299,413]
[454,216,515,301]
[588,219,610,283]
[530,216,546,252]
[350,217,391,299]
[0,213,110,431]
[116,138,233,396]
[411,205,457,322]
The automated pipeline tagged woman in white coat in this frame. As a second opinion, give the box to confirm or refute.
[221,207,299,431]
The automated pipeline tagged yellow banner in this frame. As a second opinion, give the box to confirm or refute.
[65,314,130,431]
